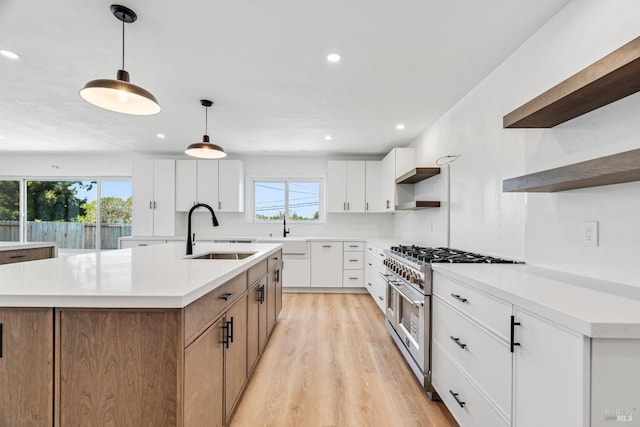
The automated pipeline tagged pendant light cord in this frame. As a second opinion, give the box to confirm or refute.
[205,105,208,134]
[121,19,125,70]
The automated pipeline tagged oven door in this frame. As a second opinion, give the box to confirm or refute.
[381,273,399,327]
[389,281,427,372]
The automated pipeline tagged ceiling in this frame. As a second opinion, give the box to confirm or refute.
[0,0,570,157]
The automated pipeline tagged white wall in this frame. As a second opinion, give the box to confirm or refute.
[396,0,640,286]
[0,153,133,177]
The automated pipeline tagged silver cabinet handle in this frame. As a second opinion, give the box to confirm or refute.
[218,201,221,209]
[347,202,350,210]
[366,202,369,211]
[322,245,332,248]
[149,201,153,209]
[343,202,346,211]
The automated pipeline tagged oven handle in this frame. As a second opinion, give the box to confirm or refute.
[380,273,424,307]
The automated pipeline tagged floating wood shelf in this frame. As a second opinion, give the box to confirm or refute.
[395,201,441,210]
[396,167,441,184]
[503,36,640,128]
[503,148,640,192]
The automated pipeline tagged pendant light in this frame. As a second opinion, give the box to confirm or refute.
[80,4,160,115]
[185,100,227,159]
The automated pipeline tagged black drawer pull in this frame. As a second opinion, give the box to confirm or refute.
[450,293,468,303]
[229,316,234,343]
[222,321,230,348]
[349,245,359,248]
[367,282,372,286]
[220,292,234,301]
[322,245,332,248]
[0,323,3,358]
[510,315,521,353]
[378,296,383,301]
[349,277,358,280]
[9,254,26,259]
[368,263,373,266]
[450,336,467,349]
[257,285,265,303]
[349,259,358,262]
[449,390,465,407]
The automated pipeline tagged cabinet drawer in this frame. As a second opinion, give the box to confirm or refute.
[344,241,364,251]
[432,341,510,427]
[343,251,363,269]
[267,250,282,271]
[433,272,511,341]
[0,247,53,265]
[342,270,363,287]
[184,273,248,346]
[433,296,511,419]
[248,260,267,286]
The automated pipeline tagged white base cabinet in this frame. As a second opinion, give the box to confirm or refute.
[310,242,343,287]
[364,242,386,311]
[282,258,311,288]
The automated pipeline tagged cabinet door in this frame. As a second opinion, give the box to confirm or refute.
[0,308,53,427]
[225,295,248,421]
[267,268,277,335]
[196,160,219,209]
[132,159,155,236]
[381,151,395,212]
[310,242,343,287]
[365,161,384,212]
[175,160,197,212]
[218,160,244,212]
[247,281,263,373]
[346,161,366,212]
[275,264,282,320]
[152,159,176,236]
[513,307,588,427]
[327,161,347,212]
[364,252,377,297]
[184,317,224,427]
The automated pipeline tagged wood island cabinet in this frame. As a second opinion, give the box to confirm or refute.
[0,308,53,427]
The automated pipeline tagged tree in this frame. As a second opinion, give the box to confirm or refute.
[81,197,132,224]
[0,180,20,221]
[26,181,92,222]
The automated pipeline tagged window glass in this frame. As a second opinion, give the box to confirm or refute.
[255,182,285,221]
[0,180,20,242]
[100,181,132,250]
[26,180,97,253]
[254,180,321,222]
[288,182,320,221]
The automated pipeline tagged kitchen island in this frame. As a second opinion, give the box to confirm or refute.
[0,242,283,427]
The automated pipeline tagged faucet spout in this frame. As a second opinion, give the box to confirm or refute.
[186,203,219,255]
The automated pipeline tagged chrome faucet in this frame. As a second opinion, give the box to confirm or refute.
[186,203,219,255]
[283,217,290,238]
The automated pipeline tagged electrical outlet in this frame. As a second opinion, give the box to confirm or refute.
[583,221,598,246]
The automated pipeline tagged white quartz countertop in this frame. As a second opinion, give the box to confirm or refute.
[432,263,640,339]
[0,242,281,309]
[0,241,57,251]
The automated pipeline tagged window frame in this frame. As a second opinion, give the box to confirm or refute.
[250,177,325,224]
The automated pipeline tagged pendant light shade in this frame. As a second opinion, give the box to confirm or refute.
[80,5,160,115]
[185,100,227,159]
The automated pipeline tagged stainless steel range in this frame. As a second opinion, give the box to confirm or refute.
[380,245,520,399]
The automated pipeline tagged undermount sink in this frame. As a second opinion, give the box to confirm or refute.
[190,252,257,260]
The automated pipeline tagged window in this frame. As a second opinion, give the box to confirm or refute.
[253,180,321,222]
[100,181,132,250]
[0,180,20,242]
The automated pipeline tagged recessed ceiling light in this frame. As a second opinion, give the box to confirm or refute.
[156,133,165,139]
[396,123,406,130]
[324,135,333,141]
[0,49,20,60]
[327,53,341,63]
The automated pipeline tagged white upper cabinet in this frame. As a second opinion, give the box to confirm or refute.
[175,160,243,213]
[365,161,384,213]
[132,159,175,236]
[381,148,417,211]
[327,160,365,213]
[218,160,244,212]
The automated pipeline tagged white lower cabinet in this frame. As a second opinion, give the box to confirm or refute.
[310,242,343,287]
[282,258,310,288]
[512,307,589,427]
[433,341,510,427]
[364,243,386,311]
[433,271,592,427]
[343,241,364,288]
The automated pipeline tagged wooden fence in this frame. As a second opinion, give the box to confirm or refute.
[0,221,131,249]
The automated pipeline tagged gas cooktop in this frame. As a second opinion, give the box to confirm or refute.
[389,245,521,264]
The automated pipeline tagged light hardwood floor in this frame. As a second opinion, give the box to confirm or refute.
[231,293,458,427]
